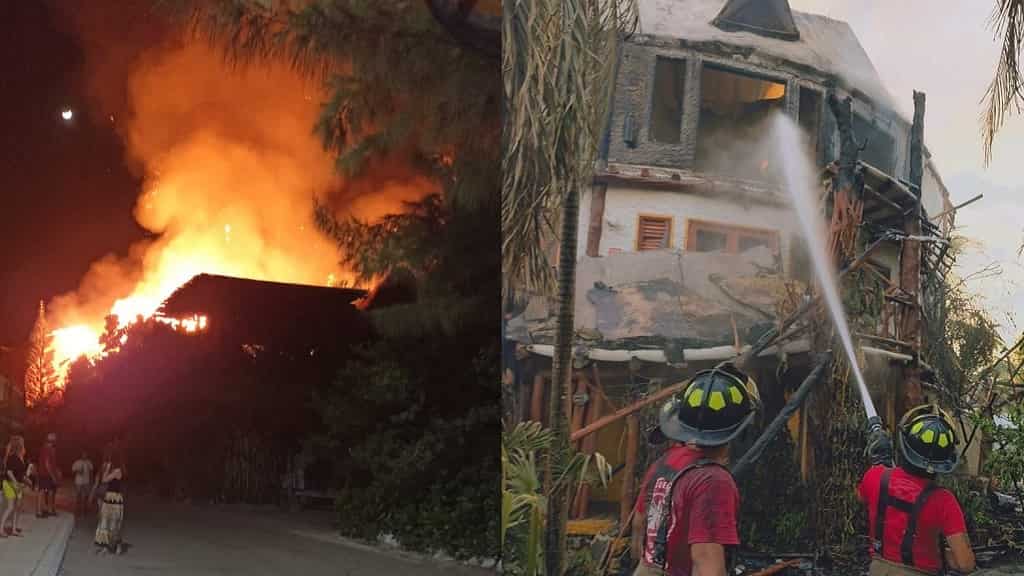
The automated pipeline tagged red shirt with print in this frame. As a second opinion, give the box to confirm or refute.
[858,464,967,574]
[635,444,740,576]
[40,444,57,478]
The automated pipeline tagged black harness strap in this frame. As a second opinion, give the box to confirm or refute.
[900,483,939,566]
[650,457,725,570]
[875,469,913,553]
[873,468,942,570]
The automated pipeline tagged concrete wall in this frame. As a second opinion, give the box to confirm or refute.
[921,161,951,228]
[579,184,798,272]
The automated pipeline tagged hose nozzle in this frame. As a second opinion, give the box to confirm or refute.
[866,415,883,434]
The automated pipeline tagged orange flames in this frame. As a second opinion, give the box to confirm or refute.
[47,39,434,381]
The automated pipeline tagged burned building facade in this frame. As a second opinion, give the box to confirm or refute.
[504,0,962,529]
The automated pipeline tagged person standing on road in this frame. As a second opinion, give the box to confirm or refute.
[95,446,126,554]
[630,363,761,576]
[2,435,28,538]
[859,404,976,575]
[72,451,95,517]
[37,432,60,518]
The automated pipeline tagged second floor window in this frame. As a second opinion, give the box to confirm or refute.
[697,64,786,181]
[637,215,673,251]
[650,57,686,144]
[852,113,897,176]
[687,219,780,256]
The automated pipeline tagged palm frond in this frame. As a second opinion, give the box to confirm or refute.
[982,0,1024,164]
[157,1,499,181]
[502,0,639,293]
[503,420,556,454]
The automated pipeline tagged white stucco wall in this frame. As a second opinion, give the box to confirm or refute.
[580,186,800,273]
[921,162,951,229]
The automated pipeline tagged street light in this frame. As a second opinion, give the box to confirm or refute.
[61,109,74,122]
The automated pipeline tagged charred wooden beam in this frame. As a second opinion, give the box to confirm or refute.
[827,93,862,195]
[899,91,927,407]
[909,91,926,193]
[586,184,608,257]
[731,355,831,479]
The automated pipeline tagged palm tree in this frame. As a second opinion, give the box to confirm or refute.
[157,0,498,197]
[503,1,636,573]
[983,0,1024,164]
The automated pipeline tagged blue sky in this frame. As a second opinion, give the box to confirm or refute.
[790,0,1024,341]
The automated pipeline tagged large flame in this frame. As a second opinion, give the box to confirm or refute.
[47,39,434,381]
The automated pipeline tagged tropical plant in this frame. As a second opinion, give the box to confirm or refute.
[24,300,61,407]
[502,421,612,576]
[504,1,636,572]
[156,0,499,204]
[982,401,1024,500]
[983,0,1024,163]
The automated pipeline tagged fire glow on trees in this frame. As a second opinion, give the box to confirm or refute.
[45,38,434,382]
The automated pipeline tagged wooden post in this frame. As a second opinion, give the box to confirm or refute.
[574,377,603,519]
[570,375,588,449]
[900,91,926,409]
[531,373,547,424]
[620,415,640,529]
[517,368,531,424]
[586,184,607,257]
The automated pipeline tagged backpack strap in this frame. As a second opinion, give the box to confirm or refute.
[900,482,940,566]
[650,458,727,570]
[874,468,915,556]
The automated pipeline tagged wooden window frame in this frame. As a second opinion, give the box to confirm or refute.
[635,214,674,252]
[685,219,780,255]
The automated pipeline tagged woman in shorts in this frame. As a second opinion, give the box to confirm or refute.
[1,436,27,537]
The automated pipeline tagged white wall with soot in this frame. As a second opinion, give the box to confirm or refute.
[579,185,800,273]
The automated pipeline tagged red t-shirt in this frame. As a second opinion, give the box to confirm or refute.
[858,464,967,574]
[635,445,740,576]
[39,444,57,478]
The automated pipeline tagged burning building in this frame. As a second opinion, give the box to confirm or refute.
[503,0,965,535]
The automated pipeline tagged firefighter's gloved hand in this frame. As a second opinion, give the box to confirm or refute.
[866,428,894,467]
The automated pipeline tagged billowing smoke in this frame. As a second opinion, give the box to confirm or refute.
[47,2,434,365]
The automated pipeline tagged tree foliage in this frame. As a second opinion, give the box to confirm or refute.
[24,300,60,407]
[157,0,499,201]
[501,0,637,293]
[983,0,1024,164]
[501,421,612,576]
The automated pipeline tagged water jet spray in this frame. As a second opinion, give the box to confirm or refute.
[769,113,880,430]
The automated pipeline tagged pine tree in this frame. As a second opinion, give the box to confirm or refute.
[24,300,60,406]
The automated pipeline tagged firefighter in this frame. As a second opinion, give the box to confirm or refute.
[859,404,976,575]
[631,362,760,576]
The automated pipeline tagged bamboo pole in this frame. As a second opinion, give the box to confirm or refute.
[531,373,546,424]
[731,357,831,479]
[574,382,603,519]
[571,375,588,449]
[620,415,639,529]
[571,380,688,443]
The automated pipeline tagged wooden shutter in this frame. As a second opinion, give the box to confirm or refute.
[637,216,671,251]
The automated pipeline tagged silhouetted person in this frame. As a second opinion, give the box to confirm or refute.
[37,433,59,517]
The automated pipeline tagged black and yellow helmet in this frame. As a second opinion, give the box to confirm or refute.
[898,404,958,474]
[659,363,760,447]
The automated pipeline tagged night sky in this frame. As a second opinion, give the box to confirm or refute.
[1,2,155,343]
